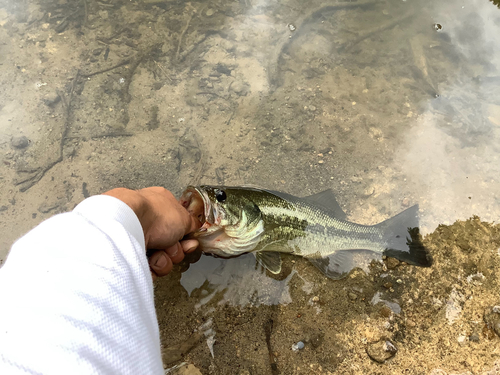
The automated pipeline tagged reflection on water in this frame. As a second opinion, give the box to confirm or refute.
[397,0,500,231]
[181,254,296,306]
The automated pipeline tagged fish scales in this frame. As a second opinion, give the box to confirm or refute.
[256,198,386,256]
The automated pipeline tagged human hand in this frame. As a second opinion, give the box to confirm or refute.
[103,187,202,280]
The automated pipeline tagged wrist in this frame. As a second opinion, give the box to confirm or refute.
[102,188,153,239]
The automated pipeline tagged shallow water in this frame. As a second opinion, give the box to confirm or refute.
[1,0,500,373]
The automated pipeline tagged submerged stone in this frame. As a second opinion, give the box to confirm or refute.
[366,339,397,363]
[484,306,500,337]
[11,136,29,149]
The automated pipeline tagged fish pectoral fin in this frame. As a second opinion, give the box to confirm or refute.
[254,251,282,274]
[302,189,347,220]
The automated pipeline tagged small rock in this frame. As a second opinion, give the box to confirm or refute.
[205,8,215,17]
[383,282,393,289]
[379,306,392,318]
[292,341,305,351]
[43,93,61,107]
[11,136,29,149]
[363,187,375,196]
[457,335,467,345]
[386,258,400,270]
[309,105,316,112]
[312,296,320,302]
[348,292,357,301]
[484,306,500,337]
[366,339,397,363]
[230,81,250,96]
[469,332,480,342]
[0,205,8,212]
[98,10,109,19]
[402,197,410,207]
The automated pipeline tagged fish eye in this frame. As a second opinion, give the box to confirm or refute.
[215,189,227,202]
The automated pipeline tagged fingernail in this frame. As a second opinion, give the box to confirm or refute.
[155,253,168,268]
[188,246,197,252]
[168,247,179,257]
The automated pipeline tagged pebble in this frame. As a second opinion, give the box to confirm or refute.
[43,93,61,107]
[205,8,215,16]
[366,339,397,363]
[348,292,357,301]
[386,258,400,270]
[309,105,316,111]
[363,187,375,196]
[401,197,410,207]
[469,332,480,342]
[98,10,109,19]
[312,296,320,302]
[11,136,29,149]
[292,341,305,351]
[457,335,467,345]
[0,205,8,212]
[484,306,500,337]
[231,81,250,96]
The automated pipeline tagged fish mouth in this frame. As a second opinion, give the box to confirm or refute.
[180,186,220,232]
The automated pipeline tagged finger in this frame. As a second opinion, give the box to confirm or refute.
[180,239,199,253]
[165,243,185,264]
[149,250,173,277]
[189,215,203,231]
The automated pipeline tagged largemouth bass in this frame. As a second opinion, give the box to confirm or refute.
[180,186,432,279]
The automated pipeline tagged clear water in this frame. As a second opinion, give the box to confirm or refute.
[1,0,500,373]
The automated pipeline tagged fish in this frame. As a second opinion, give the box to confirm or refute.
[180,186,432,279]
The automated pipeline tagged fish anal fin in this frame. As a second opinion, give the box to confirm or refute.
[302,189,347,220]
[307,250,381,280]
[255,251,282,274]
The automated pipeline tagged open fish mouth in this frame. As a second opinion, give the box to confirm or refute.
[180,186,221,232]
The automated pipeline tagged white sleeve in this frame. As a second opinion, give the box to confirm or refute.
[0,195,164,375]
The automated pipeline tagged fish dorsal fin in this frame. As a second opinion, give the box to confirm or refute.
[254,251,282,274]
[302,189,347,220]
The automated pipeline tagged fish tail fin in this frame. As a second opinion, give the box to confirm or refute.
[376,205,432,267]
